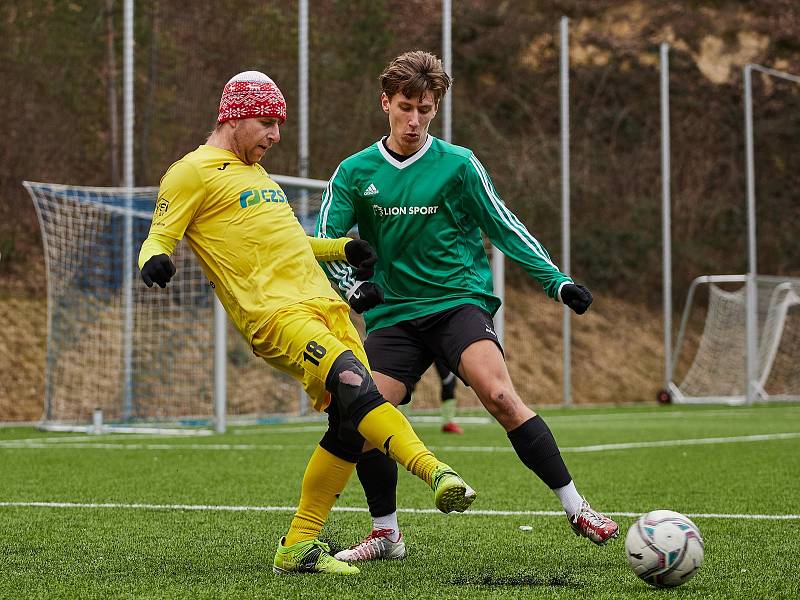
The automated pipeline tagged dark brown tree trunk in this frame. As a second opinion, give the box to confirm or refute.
[140,0,160,185]
[105,0,120,186]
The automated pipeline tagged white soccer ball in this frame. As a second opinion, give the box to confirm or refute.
[625,509,704,588]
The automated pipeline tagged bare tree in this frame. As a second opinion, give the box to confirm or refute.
[140,0,160,185]
[105,0,120,186]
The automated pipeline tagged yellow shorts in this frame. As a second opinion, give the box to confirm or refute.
[251,297,369,412]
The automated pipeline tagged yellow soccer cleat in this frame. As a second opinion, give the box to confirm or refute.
[273,537,360,575]
[431,463,477,513]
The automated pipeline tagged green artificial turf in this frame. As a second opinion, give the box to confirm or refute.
[1,403,798,599]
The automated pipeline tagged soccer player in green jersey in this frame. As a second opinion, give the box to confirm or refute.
[139,70,476,575]
[406,359,463,434]
[316,51,619,562]
[433,359,463,434]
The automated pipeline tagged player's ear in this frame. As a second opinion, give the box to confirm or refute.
[381,92,390,114]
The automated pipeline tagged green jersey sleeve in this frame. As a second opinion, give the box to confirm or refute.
[462,154,573,300]
[315,164,360,299]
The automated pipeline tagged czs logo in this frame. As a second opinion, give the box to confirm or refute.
[239,188,288,208]
[155,197,170,217]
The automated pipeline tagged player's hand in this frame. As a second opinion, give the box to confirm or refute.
[348,282,384,314]
[141,254,176,288]
[561,283,593,315]
[344,239,378,280]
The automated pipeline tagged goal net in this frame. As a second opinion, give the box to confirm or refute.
[669,275,800,404]
[24,178,326,431]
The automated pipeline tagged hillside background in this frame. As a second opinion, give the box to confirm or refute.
[1,0,798,420]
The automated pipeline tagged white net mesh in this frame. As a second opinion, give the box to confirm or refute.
[24,179,326,426]
[757,281,800,399]
[674,277,800,403]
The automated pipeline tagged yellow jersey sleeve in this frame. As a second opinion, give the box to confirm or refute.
[138,233,178,269]
[307,236,350,262]
[149,159,206,241]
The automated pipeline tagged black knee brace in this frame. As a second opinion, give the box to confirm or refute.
[319,351,386,463]
[319,401,364,463]
[325,351,385,427]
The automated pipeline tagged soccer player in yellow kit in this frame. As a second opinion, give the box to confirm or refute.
[138,71,476,575]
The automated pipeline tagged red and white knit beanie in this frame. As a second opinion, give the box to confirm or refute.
[217,71,286,124]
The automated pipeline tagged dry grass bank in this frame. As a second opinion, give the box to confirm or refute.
[0,284,672,422]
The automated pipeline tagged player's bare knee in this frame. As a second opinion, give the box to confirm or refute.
[338,369,363,387]
[482,386,521,423]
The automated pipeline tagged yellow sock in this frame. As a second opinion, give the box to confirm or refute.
[284,445,355,546]
[357,402,440,486]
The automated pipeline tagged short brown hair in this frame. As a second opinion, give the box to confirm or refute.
[379,50,452,105]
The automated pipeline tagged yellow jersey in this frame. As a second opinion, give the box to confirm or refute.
[139,144,350,343]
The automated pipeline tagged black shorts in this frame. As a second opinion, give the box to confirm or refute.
[364,303,503,398]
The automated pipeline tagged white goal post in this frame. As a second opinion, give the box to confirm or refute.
[669,274,800,405]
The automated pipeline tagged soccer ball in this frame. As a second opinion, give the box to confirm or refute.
[625,510,704,588]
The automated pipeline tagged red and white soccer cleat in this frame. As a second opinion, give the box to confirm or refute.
[441,421,464,434]
[570,500,619,545]
[333,529,406,562]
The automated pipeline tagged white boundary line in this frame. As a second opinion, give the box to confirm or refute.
[1,406,796,437]
[230,406,800,432]
[1,432,799,452]
[561,432,800,453]
[0,501,797,520]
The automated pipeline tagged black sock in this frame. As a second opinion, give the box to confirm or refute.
[440,373,456,402]
[356,448,398,517]
[507,415,571,489]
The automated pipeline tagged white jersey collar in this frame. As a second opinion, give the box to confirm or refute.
[376,134,434,169]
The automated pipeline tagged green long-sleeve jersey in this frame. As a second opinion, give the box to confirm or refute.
[316,135,572,333]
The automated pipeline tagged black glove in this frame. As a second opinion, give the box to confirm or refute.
[348,282,384,314]
[344,238,378,280]
[141,254,176,288]
[561,283,593,315]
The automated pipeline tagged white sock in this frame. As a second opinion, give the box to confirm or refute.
[373,512,400,541]
[553,480,584,518]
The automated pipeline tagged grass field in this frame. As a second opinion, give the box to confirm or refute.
[1,403,799,599]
